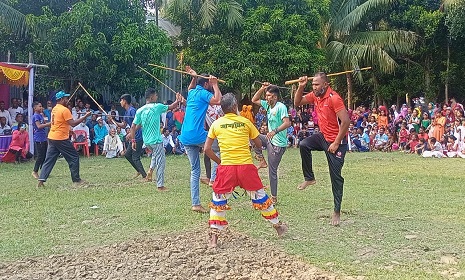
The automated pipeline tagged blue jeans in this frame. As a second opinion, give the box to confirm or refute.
[185,144,203,206]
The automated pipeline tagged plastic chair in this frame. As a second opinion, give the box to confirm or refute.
[73,130,90,157]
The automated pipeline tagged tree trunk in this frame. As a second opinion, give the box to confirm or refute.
[346,73,353,109]
[425,56,432,101]
[445,39,450,103]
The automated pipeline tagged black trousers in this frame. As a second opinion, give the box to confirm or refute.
[125,140,146,178]
[299,132,347,212]
[39,139,81,183]
[33,141,48,172]
[9,149,33,162]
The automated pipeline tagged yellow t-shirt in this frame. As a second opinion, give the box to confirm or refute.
[48,104,72,140]
[207,113,259,165]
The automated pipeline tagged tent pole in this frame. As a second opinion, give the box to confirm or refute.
[28,53,35,154]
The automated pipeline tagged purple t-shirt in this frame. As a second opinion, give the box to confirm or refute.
[32,113,47,142]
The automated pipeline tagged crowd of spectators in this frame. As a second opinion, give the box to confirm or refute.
[3,94,465,162]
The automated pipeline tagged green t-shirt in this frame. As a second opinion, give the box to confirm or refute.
[260,100,289,147]
[133,103,168,145]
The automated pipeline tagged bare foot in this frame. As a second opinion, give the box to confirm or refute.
[157,186,168,191]
[331,211,341,226]
[192,205,208,213]
[273,222,288,237]
[145,169,153,181]
[297,180,316,190]
[209,233,218,248]
[32,172,39,179]
[256,159,268,170]
[37,181,44,188]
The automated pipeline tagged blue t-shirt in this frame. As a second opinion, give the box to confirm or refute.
[32,113,47,142]
[125,106,142,141]
[179,85,213,145]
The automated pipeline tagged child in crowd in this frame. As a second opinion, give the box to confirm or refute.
[422,137,443,158]
[407,133,419,154]
[446,135,458,157]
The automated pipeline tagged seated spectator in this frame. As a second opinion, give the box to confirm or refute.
[161,128,176,154]
[414,138,429,155]
[457,136,465,158]
[93,117,108,153]
[446,135,458,157]
[373,127,388,151]
[353,127,369,152]
[407,133,419,154]
[385,131,395,152]
[287,125,295,147]
[11,113,28,131]
[0,116,11,135]
[72,120,91,146]
[103,127,124,158]
[0,101,12,126]
[109,104,120,122]
[398,122,409,151]
[418,126,429,141]
[422,137,443,158]
[3,123,32,163]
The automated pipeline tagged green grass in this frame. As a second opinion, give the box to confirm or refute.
[1,150,464,279]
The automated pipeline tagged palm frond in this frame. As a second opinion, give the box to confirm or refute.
[442,0,461,12]
[166,0,190,18]
[225,0,243,29]
[327,40,397,73]
[0,1,27,37]
[333,0,395,35]
[199,0,217,28]
[341,30,418,54]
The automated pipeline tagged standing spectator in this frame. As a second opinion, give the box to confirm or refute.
[431,110,446,142]
[109,104,120,122]
[0,101,12,126]
[8,98,23,120]
[251,83,291,204]
[255,107,266,129]
[294,73,350,226]
[173,106,185,131]
[31,102,51,179]
[178,67,222,213]
[38,91,91,187]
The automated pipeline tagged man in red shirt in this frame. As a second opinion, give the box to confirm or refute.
[293,72,350,226]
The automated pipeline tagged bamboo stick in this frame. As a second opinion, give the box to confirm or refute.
[148,63,226,83]
[137,66,177,94]
[284,67,372,85]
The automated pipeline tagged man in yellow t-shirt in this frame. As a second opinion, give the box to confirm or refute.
[204,93,288,247]
[38,91,91,188]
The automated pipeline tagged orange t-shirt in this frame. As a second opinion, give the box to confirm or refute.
[48,104,73,140]
[377,115,388,128]
[304,87,346,142]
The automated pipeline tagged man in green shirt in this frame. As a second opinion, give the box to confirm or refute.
[129,88,182,190]
[251,84,291,204]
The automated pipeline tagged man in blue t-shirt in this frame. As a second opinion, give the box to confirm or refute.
[178,67,222,213]
[112,94,147,179]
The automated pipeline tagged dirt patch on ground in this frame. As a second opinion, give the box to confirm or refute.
[0,228,340,280]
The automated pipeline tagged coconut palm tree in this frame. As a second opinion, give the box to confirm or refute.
[163,0,243,30]
[0,0,27,37]
[323,0,418,108]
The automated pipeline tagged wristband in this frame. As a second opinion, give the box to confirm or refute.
[274,128,279,134]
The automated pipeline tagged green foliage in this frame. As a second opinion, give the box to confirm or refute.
[445,1,465,40]
[26,0,172,98]
[170,1,326,94]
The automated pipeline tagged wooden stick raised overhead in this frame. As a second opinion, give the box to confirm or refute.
[137,66,177,94]
[148,63,226,84]
[78,82,117,125]
[284,67,372,85]
[66,84,82,104]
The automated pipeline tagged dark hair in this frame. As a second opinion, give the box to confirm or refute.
[197,74,209,87]
[120,94,132,105]
[145,88,157,100]
[430,137,436,143]
[33,101,41,108]
[266,85,280,96]
[314,72,329,82]
[162,128,169,134]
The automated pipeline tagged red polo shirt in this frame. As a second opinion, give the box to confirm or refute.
[304,86,346,142]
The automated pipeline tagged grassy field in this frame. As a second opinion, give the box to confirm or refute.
[0,149,464,279]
